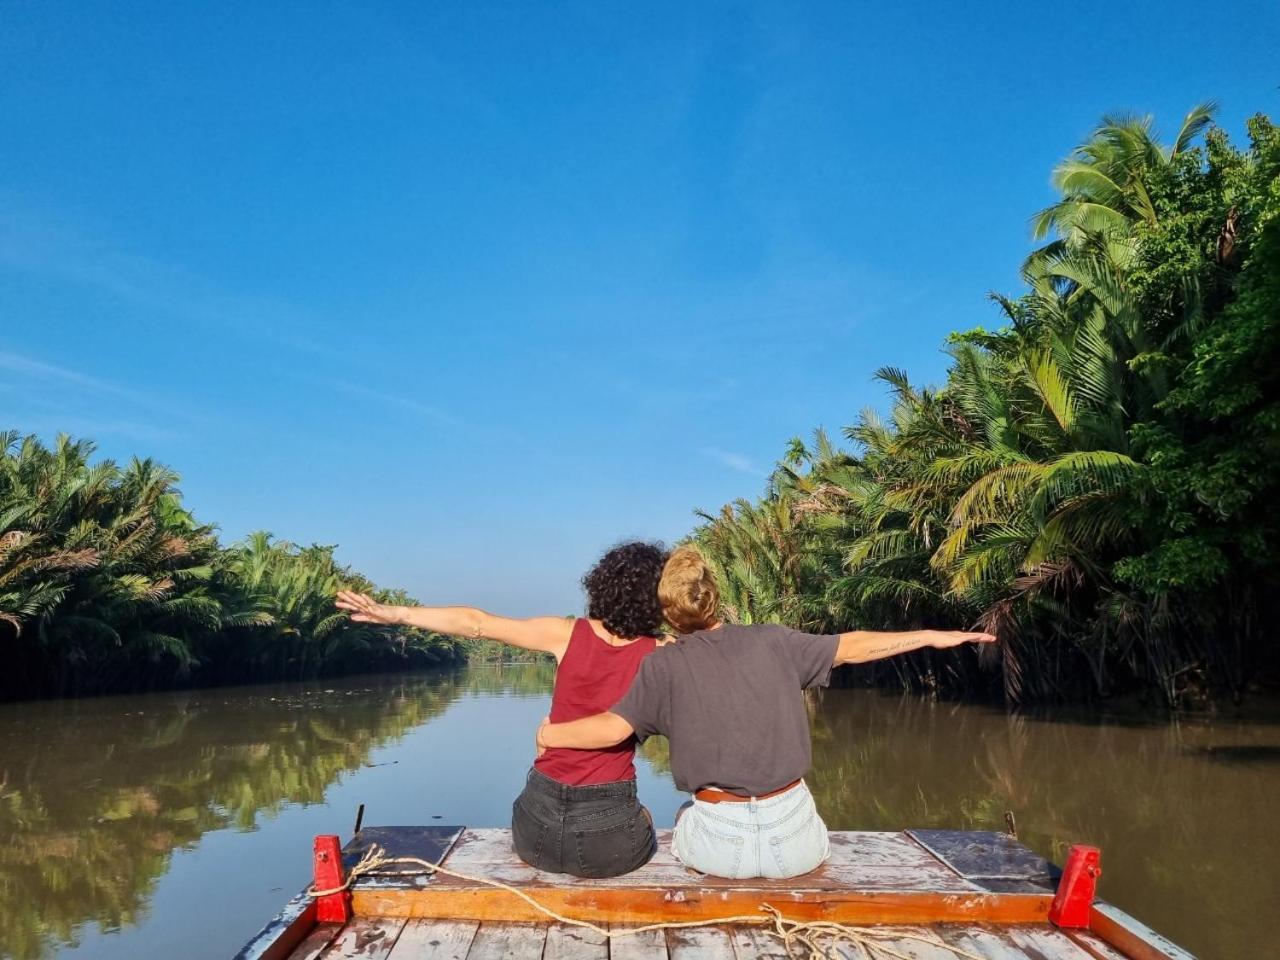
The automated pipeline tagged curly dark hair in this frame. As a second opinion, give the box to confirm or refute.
[581,541,668,639]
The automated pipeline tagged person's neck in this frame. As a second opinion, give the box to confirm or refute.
[590,619,639,646]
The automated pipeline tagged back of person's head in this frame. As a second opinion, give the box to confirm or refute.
[581,541,668,639]
[659,546,720,634]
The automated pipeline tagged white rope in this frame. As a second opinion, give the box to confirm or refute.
[307,844,988,960]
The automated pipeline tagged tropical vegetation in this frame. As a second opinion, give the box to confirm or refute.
[690,106,1279,706]
[0,432,466,701]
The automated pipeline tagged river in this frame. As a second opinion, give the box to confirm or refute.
[1,665,1275,959]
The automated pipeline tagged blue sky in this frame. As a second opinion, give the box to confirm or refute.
[3,2,1277,614]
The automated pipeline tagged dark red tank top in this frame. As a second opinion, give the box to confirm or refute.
[533,618,658,786]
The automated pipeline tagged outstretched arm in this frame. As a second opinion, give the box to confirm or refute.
[536,712,634,752]
[335,591,574,660]
[835,629,995,665]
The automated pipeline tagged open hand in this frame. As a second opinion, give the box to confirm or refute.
[927,630,997,649]
[335,590,402,625]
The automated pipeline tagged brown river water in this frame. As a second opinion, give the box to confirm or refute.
[1,665,1276,960]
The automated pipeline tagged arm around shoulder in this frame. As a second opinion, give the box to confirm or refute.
[538,712,635,751]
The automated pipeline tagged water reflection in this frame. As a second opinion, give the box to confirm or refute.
[1,668,1275,960]
[806,688,1280,959]
[0,666,553,960]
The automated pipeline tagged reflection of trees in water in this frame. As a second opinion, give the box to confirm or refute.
[637,736,671,775]
[0,675,466,960]
[460,661,556,699]
[4,670,1273,960]
[806,688,1280,959]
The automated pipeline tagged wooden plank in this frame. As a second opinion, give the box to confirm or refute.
[405,861,980,893]
[289,925,343,960]
[1067,930,1131,960]
[907,831,1057,884]
[429,829,976,893]
[416,829,977,897]
[464,922,547,960]
[866,926,978,959]
[319,918,406,959]
[937,925,1037,960]
[664,927,736,960]
[353,885,1051,926]
[344,826,465,877]
[544,922,608,959]
[1006,927,1101,959]
[234,891,320,960]
[1088,903,1197,960]
[607,925,670,960]
[728,926,790,959]
[386,920,478,960]
[941,924,1122,960]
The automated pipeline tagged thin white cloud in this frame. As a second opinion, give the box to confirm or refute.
[0,350,146,402]
[0,348,203,428]
[0,205,337,360]
[327,379,461,427]
[701,446,766,476]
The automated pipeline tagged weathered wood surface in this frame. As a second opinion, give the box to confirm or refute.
[234,891,320,960]
[367,828,979,891]
[343,829,463,880]
[1087,903,1197,960]
[664,926,738,959]
[349,827,1054,926]
[1068,929,1133,960]
[289,924,342,960]
[728,924,791,958]
[385,919,477,959]
[253,827,1198,960]
[908,830,1059,894]
[545,923,609,959]
[462,922,547,960]
[316,918,407,959]
[605,926,668,960]
[284,919,1167,958]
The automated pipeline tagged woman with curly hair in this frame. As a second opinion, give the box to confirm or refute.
[335,540,667,878]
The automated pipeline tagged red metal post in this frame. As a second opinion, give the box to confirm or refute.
[313,834,351,923]
[1049,844,1101,928]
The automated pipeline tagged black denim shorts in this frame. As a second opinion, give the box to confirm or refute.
[511,768,656,878]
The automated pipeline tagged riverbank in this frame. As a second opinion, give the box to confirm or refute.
[687,107,1280,708]
[0,433,469,702]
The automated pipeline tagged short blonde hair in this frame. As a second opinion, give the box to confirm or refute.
[659,546,720,634]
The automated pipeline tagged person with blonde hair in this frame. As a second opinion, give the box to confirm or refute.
[537,545,995,880]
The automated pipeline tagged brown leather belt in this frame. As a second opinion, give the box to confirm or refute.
[694,778,802,804]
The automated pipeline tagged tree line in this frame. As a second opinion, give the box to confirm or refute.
[0,432,467,701]
[690,106,1279,706]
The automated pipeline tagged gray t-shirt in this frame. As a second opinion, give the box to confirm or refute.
[612,623,840,796]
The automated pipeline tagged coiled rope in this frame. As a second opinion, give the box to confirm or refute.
[307,844,988,960]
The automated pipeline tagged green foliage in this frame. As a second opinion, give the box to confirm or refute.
[0,433,466,700]
[692,107,1280,706]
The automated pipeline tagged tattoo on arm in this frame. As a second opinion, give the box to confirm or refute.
[865,637,921,657]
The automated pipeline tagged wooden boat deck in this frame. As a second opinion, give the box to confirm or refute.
[235,826,1195,960]
[284,917,1139,959]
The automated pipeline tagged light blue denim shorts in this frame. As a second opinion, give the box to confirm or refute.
[671,780,830,879]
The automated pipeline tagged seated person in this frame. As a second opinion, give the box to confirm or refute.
[337,541,668,878]
[536,546,994,879]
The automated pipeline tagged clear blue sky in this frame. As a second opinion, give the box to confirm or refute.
[3,2,1276,614]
